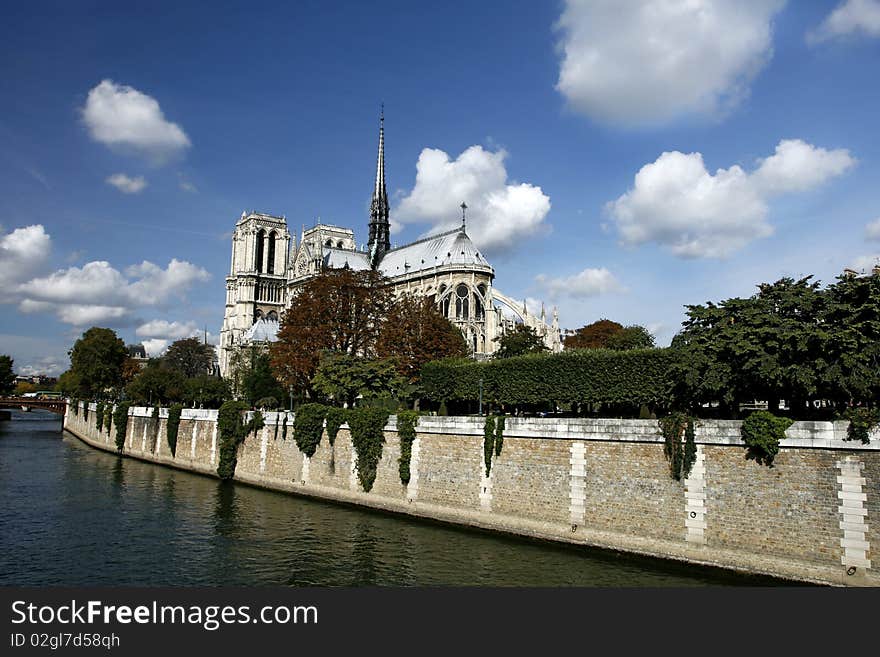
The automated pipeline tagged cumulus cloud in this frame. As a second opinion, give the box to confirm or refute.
[607,139,855,258]
[141,339,170,357]
[555,0,784,126]
[0,224,52,302]
[15,255,210,326]
[535,267,624,300]
[850,254,880,272]
[865,217,880,241]
[395,145,550,253]
[808,0,880,43]
[82,80,191,162]
[106,173,147,194]
[136,319,199,340]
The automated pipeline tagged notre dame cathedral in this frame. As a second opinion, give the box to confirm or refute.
[218,114,563,379]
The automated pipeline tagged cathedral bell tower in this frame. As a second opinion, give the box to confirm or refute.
[367,108,391,267]
[218,211,291,378]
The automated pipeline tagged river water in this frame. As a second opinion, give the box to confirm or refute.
[0,409,788,586]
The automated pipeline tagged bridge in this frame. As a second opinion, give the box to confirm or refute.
[0,397,67,415]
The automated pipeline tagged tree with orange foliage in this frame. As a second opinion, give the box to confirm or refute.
[564,319,623,350]
[377,294,468,384]
[270,268,392,398]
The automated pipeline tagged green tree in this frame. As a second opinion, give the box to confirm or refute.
[184,375,231,408]
[312,352,405,407]
[606,325,655,350]
[493,324,549,359]
[68,327,128,398]
[0,355,16,396]
[236,348,285,406]
[54,370,80,396]
[162,337,214,378]
[15,381,37,396]
[125,362,187,405]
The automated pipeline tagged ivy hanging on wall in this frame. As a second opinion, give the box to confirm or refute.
[83,402,89,422]
[325,407,349,446]
[151,405,160,443]
[95,402,105,432]
[104,404,114,434]
[349,407,390,492]
[70,398,79,417]
[216,401,264,480]
[741,411,792,467]
[396,410,419,485]
[494,415,505,457]
[281,413,289,441]
[844,407,879,444]
[273,414,280,441]
[167,404,183,457]
[659,412,697,481]
[293,403,326,457]
[112,402,131,452]
[483,415,496,477]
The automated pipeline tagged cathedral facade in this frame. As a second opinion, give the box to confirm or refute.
[218,116,562,379]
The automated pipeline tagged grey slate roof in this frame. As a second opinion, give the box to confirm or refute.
[323,248,371,271]
[377,229,491,277]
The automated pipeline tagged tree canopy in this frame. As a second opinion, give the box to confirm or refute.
[564,319,624,350]
[68,327,128,398]
[376,294,468,384]
[606,325,655,350]
[493,324,548,359]
[312,352,405,407]
[161,337,213,378]
[270,269,391,397]
[0,355,15,396]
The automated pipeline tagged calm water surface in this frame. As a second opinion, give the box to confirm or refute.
[0,410,788,586]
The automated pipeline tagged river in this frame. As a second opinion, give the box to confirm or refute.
[0,409,789,586]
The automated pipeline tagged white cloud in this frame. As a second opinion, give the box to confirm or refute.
[18,356,66,377]
[850,254,880,272]
[808,0,880,43]
[141,339,169,357]
[15,255,210,326]
[395,145,551,253]
[0,224,52,302]
[535,267,624,300]
[555,0,785,126]
[136,319,199,340]
[106,173,147,194]
[865,217,880,241]
[81,80,191,162]
[607,139,855,258]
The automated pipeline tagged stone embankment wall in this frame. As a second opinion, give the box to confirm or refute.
[64,403,879,586]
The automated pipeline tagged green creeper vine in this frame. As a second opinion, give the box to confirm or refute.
[844,407,879,445]
[494,415,505,457]
[70,398,79,417]
[95,402,105,432]
[325,407,349,446]
[104,404,114,434]
[741,411,792,467]
[349,407,390,492]
[166,404,183,457]
[83,402,89,422]
[112,402,131,452]
[659,412,697,481]
[216,401,264,480]
[483,415,496,477]
[281,413,289,441]
[293,403,326,457]
[273,414,279,441]
[151,405,160,442]
[396,410,419,485]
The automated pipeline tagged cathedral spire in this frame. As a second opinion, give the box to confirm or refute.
[368,106,391,266]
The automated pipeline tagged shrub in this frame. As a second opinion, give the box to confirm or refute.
[348,408,390,492]
[844,407,879,445]
[741,411,792,466]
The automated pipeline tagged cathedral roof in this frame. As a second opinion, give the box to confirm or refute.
[243,318,279,342]
[323,248,371,271]
[376,228,492,277]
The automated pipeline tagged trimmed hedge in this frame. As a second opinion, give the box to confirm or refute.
[421,348,678,407]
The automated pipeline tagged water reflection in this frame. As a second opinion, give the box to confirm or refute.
[0,411,791,586]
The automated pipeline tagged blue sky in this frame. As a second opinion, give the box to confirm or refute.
[2,0,879,375]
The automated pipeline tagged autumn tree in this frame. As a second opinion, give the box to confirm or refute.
[493,324,548,359]
[162,337,214,378]
[271,268,392,397]
[564,319,623,350]
[376,294,468,384]
[68,327,128,398]
[15,381,37,396]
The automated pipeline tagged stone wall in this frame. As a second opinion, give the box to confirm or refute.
[63,402,879,586]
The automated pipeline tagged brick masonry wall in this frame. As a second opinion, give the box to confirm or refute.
[63,403,880,586]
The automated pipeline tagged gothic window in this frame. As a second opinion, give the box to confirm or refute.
[337,241,344,248]
[325,239,332,247]
[267,231,276,274]
[475,284,486,320]
[439,285,450,318]
[255,229,265,273]
[455,284,469,320]
[267,310,278,322]
[254,309,263,324]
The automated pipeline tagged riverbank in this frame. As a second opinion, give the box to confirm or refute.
[63,403,879,586]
